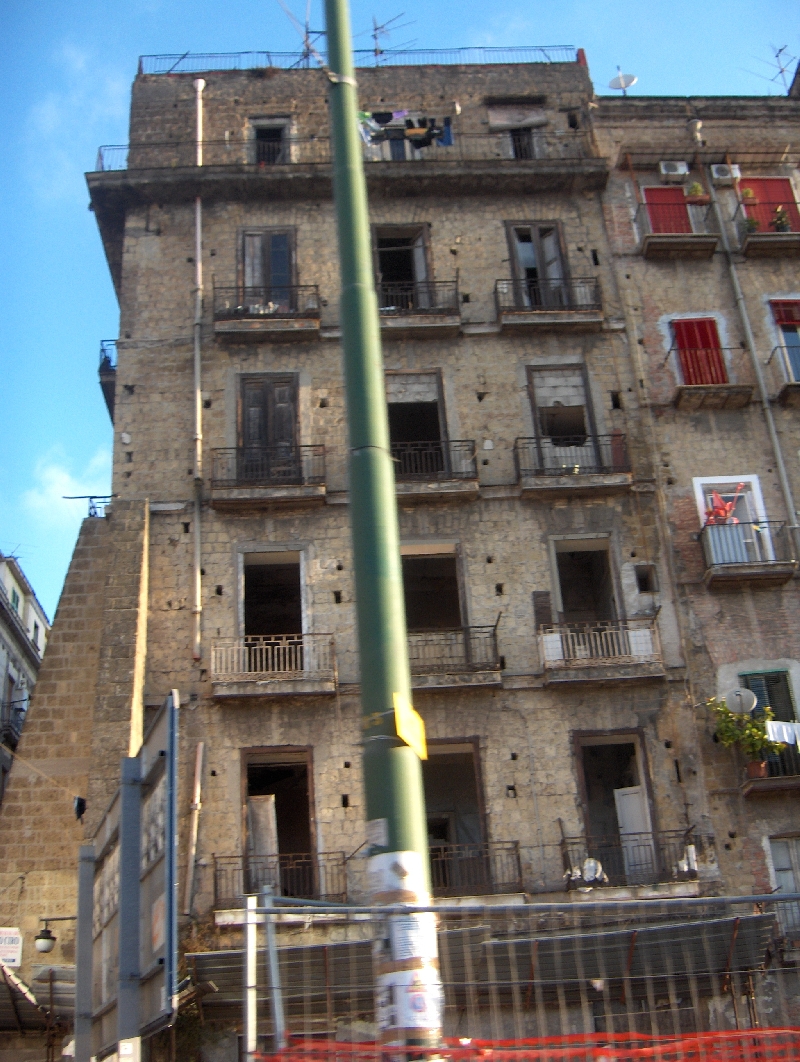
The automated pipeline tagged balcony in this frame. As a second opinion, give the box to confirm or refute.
[561,830,703,890]
[495,277,603,333]
[0,701,25,750]
[768,345,800,407]
[407,626,502,689]
[515,434,632,497]
[699,521,797,589]
[210,446,326,510]
[392,440,478,503]
[210,634,336,698]
[635,202,718,260]
[213,852,347,907]
[539,619,664,683]
[98,340,116,422]
[429,841,522,897]
[742,743,800,796]
[378,280,461,339]
[212,284,321,342]
[669,346,753,410]
[734,201,800,257]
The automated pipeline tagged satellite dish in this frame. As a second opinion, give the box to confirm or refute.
[609,67,638,95]
[723,688,758,714]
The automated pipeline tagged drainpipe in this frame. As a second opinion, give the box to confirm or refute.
[707,170,799,545]
[192,78,206,661]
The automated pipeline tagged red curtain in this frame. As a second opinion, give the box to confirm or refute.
[672,318,727,385]
[644,187,692,234]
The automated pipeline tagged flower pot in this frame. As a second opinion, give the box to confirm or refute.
[685,195,710,205]
[746,760,768,779]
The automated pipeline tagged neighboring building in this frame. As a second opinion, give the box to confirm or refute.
[1,45,800,1057]
[0,554,49,803]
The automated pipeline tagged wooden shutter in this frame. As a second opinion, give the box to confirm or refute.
[269,381,297,450]
[240,376,297,449]
[241,378,268,447]
[672,318,727,385]
[743,672,795,723]
[740,178,800,233]
[644,187,692,234]
[532,591,553,630]
[771,301,800,326]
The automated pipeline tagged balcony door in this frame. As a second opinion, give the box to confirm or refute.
[422,742,489,895]
[771,301,800,382]
[644,186,692,234]
[508,223,566,308]
[245,751,315,898]
[740,178,800,234]
[239,375,299,483]
[672,318,727,385]
[242,229,294,311]
[527,364,601,473]
[386,373,447,478]
[374,225,430,310]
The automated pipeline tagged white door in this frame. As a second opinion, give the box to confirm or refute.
[613,785,655,884]
[246,793,281,895]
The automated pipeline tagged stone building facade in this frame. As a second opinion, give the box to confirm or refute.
[1,47,799,1057]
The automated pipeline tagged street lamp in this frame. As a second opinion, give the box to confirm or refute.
[34,915,77,953]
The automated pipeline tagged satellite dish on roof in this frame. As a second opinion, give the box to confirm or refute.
[723,687,758,714]
[609,67,638,95]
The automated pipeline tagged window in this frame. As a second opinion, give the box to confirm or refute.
[242,229,295,311]
[693,475,776,564]
[527,364,596,466]
[373,225,429,309]
[771,301,800,382]
[239,375,299,483]
[769,838,800,938]
[250,121,289,165]
[424,742,491,895]
[740,178,800,234]
[486,103,547,160]
[32,622,39,647]
[741,671,796,722]
[244,553,302,639]
[10,588,19,613]
[672,318,727,386]
[401,554,462,630]
[554,541,616,624]
[386,373,446,478]
[644,187,692,234]
[507,223,566,308]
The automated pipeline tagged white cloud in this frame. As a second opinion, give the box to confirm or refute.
[22,447,112,531]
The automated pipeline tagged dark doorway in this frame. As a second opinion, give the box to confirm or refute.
[254,126,285,165]
[388,401,441,444]
[244,559,302,636]
[556,548,616,623]
[375,226,428,310]
[402,555,462,630]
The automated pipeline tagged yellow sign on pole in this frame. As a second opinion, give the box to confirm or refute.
[393,692,427,760]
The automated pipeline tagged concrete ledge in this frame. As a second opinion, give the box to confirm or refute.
[212,676,336,698]
[567,880,701,901]
[543,661,666,685]
[380,314,462,340]
[209,484,326,511]
[411,670,502,690]
[519,472,632,498]
[498,309,604,334]
[674,384,753,410]
[740,232,800,257]
[703,560,797,590]
[641,233,718,260]
[396,480,480,504]
[213,317,321,342]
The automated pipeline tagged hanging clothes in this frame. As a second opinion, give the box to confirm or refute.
[436,117,453,147]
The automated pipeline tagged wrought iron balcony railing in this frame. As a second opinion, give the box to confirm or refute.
[539,619,662,669]
[699,521,794,568]
[635,201,715,238]
[0,700,26,749]
[213,285,321,320]
[377,280,459,315]
[211,446,325,488]
[210,634,335,681]
[668,345,737,387]
[515,434,630,477]
[213,852,347,907]
[754,743,800,781]
[391,439,476,481]
[561,829,702,888]
[495,276,601,313]
[429,841,522,897]
[733,199,800,241]
[407,626,501,675]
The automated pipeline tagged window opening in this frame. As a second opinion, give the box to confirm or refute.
[239,375,299,483]
[402,555,462,630]
[423,744,488,894]
[243,230,294,311]
[253,125,286,165]
[635,564,658,593]
[769,838,800,937]
[509,225,566,308]
[375,227,429,310]
[244,557,302,638]
[528,365,605,473]
[672,318,727,386]
[740,177,800,235]
[386,373,445,477]
[555,545,616,624]
[771,301,800,382]
[644,187,692,234]
[245,755,316,898]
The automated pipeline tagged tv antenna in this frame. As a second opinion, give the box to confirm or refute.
[371,12,415,63]
[769,45,796,92]
[275,0,326,68]
[608,66,637,95]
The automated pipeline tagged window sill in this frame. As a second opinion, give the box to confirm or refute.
[213,316,321,342]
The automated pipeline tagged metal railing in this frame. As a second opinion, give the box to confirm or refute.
[635,200,716,237]
[0,699,26,749]
[699,521,794,567]
[211,446,325,488]
[753,743,800,780]
[539,618,662,669]
[138,47,579,75]
[93,131,594,173]
[213,284,321,320]
[561,829,702,888]
[495,276,601,314]
[668,345,732,386]
[429,841,522,897]
[515,433,630,477]
[99,340,117,370]
[407,626,500,675]
[391,439,476,480]
[210,634,335,681]
[377,280,459,315]
[213,853,347,907]
[733,198,800,241]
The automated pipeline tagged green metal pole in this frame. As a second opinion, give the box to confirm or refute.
[324,0,441,1047]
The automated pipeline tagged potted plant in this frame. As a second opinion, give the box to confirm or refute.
[685,181,710,204]
[772,206,791,233]
[744,216,760,234]
[741,186,756,201]
[708,697,784,777]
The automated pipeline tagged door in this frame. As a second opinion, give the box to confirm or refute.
[239,376,299,483]
[771,301,800,382]
[613,785,656,884]
[740,178,800,234]
[673,318,727,385]
[243,231,294,311]
[540,227,566,306]
[644,186,692,234]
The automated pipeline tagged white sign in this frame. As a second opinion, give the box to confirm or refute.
[367,851,429,905]
[0,928,22,967]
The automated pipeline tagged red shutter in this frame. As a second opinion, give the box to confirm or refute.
[644,187,692,234]
[771,300,800,326]
[740,178,800,233]
[672,318,727,385]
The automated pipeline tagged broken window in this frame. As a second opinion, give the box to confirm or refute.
[242,230,295,311]
[401,554,462,630]
[244,553,302,638]
[424,743,492,894]
[554,541,617,624]
[386,373,446,477]
[239,375,299,483]
[374,225,429,310]
[507,223,566,308]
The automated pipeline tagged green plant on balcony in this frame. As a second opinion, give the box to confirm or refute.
[744,216,760,234]
[686,181,704,197]
[741,186,756,200]
[708,697,784,759]
[771,206,791,233]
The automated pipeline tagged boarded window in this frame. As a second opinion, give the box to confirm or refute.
[672,318,727,386]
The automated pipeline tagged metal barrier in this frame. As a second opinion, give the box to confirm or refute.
[635,201,716,237]
[391,440,476,480]
[514,434,630,477]
[407,626,500,675]
[700,522,794,567]
[429,842,522,897]
[213,853,348,907]
[210,634,335,681]
[495,277,602,313]
[377,280,459,315]
[539,620,662,668]
[213,285,321,320]
[560,829,702,888]
[211,446,326,488]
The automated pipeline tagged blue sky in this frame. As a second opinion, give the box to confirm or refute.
[1,0,798,620]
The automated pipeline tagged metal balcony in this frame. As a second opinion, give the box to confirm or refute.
[213,284,321,341]
[429,841,522,897]
[407,626,501,686]
[210,634,336,697]
[495,277,602,332]
[210,445,326,510]
[378,281,461,339]
[0,701,25,750]
[539,619,663,683]
[391,440,478,502]
[561,830,703,889]
[699,521,797,589]
[667,346,754,410]
[635,202,718,260]
[733,200,800,257]
[742,744,800,796]
[768,344,800,407]
[514,434,631,495]
[213,852,347,907]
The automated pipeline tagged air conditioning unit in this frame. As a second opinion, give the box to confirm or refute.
[659,160,689,183]
[710,163,741,186]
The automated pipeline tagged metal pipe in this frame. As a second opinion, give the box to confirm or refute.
[261,887,287,1050]
[324,0,441,1048]
[707,170,798,539]
[74,846,95,1062]
[192,77,206,661]
[183,741,205,916]
[244,894,258,1061]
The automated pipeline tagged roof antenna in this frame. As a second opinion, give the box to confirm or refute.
[608,66,637,96]
[370,13,413,65]
[770,45,796,92]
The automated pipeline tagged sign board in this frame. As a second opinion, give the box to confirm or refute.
[0,928,22,967]
[393,692,427,760]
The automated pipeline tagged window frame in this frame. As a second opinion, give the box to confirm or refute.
[770,300,800,383]
[740,670,797,722]
[504,220,571,286]
[238,227,297,297]
[247,117,293,165]
[371,223,432,288]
